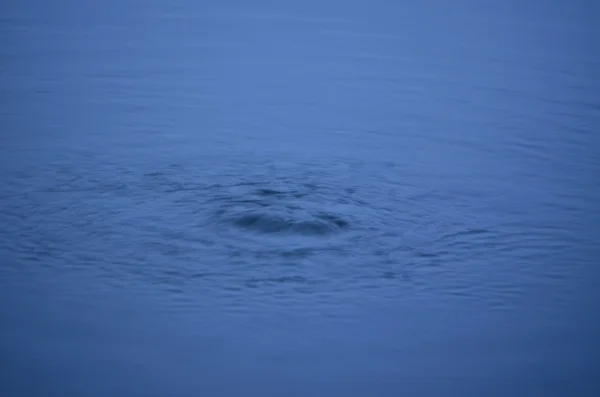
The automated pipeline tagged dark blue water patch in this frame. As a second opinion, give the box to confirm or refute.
[255,187,310,199]
[228,210,349,236]
[315,212,349,228]
[278,247,314,259]
[207,180,354,236]
[244,275,316,288]
[255,188,285,197]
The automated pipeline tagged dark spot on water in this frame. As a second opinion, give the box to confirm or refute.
[280,248,313,258]
[229,198,271,207]
[212,182,350,236]
[230,211,348,236]
[231,213,289,233]
[415,251,437,258]
[256,188,284,197]
[259,275,310,284]
[233,181,262,188]
[435,228,492,244]
[316,212,349,228]
[244,275,315,289]
[227,249,242,258]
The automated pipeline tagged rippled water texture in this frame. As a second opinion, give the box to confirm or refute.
[1,0,600,396]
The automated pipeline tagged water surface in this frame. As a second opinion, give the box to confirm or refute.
[1,0,599,396]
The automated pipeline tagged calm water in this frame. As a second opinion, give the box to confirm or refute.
[1,0,599,396]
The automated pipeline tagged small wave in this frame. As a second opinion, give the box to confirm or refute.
[229,211,348,236]
[436,228,491,243]
[315,212,349,228]
[255,188,286,197]
[209,180,352,237]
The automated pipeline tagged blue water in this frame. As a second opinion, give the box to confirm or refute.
[1,1,599,396]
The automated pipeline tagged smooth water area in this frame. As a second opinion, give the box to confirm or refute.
[1,1,599,396]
